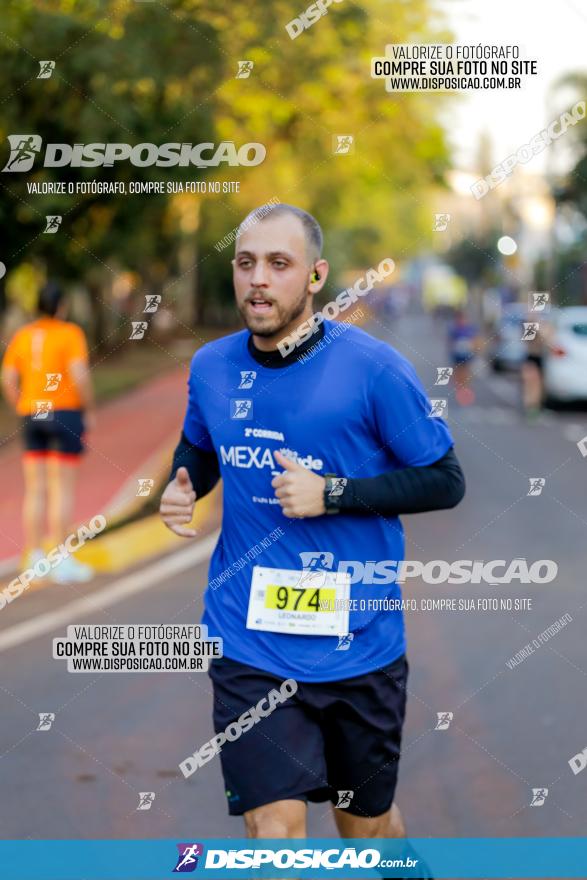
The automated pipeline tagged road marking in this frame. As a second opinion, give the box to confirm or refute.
[0,532,219,653]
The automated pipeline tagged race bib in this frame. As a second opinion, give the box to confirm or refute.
[246,565,350,637]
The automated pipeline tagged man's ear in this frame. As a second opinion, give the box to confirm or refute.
[309,259,329,291]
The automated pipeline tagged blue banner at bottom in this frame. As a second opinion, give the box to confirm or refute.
[1,837,586,879]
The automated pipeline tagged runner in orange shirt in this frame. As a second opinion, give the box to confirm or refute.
[1,282,96,583]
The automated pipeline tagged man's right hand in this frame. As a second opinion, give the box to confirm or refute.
[159,466,197,537]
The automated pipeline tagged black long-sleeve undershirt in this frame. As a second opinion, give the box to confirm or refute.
[169,433,465,517]
[169,431,220,500]
[338,446,465,516]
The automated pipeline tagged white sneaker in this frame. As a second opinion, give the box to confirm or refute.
[49,555,94,584]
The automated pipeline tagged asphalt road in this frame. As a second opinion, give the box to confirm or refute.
[1,313,586,844]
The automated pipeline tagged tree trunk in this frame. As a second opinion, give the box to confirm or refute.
[87,280,107,353]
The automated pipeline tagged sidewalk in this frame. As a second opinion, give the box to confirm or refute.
[0,365,190,569]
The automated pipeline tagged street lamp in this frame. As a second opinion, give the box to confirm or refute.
[497,235,517,256]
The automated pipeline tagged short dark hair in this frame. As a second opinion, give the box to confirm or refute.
[37,282,64,317]
[237,203,323,261]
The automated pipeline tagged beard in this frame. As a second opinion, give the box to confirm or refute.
[237,282,309,338]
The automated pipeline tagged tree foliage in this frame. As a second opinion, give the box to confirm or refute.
[0,0,453,337]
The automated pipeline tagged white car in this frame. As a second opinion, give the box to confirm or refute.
[543,307,587,403]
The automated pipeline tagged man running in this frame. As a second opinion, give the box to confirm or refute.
[160,204,465,845]
[447,308,480,406]
[1,282,95,583]
[520,319,552,420]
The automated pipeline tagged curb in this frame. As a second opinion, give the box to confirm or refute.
[1,487,222,587]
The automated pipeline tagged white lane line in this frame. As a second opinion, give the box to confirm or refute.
[0,532,219,653]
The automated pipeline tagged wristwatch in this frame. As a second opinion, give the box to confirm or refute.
[323,474,348,515]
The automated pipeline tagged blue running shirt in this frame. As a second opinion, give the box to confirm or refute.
[183,320,453,681]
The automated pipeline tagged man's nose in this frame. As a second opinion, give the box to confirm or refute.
[250,261,269,285]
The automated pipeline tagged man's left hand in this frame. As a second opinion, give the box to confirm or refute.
[272,450,326,518]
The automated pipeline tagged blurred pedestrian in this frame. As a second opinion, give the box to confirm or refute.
[1,282,95,582]
[448,308,480,405]
[520,320,552,421]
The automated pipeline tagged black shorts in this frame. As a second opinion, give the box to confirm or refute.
[208,652,409,817]
[22,409,85,457]
[451,354,474,366]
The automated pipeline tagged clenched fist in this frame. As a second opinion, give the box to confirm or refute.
[271,450,326,518]
[160,466,197,537]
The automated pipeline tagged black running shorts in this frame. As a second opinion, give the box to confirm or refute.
[22,409,85,457]
[208,652,409,817]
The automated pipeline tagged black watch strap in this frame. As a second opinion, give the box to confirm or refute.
[324,474,348,514]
